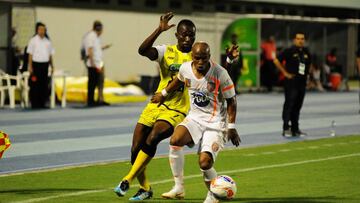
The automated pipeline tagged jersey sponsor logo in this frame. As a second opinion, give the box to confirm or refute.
[191,91,210,107]
[169,64,181,72]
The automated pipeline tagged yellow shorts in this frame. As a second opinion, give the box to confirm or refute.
[138,103,186,128]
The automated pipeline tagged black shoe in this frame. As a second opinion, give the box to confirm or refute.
[282,129,293,138]
[292,130,307,137]
[129,188,153,200]
[87,102,98,107]
[98,101,110,106]
[114,180,130,197]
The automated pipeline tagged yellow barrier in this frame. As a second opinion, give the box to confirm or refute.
[55,76,147,104]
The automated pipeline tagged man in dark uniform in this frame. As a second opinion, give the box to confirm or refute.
[274,31,311,137]
[225,33,243,94]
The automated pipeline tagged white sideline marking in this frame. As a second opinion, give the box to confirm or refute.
[243,153,256,156]
[261,151,275,155]
[295,147,306,150]
[10,152,360,203]
[279,149,291,152]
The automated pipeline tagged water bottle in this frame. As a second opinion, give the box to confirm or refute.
[330,120,336,137]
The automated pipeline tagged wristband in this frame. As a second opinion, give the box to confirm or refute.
[161,89,168,97]
[228,123,236,129]
[226,57,234,64]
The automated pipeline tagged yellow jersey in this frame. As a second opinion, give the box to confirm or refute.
[155,44,192,114]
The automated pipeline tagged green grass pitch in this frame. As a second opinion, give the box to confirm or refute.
[1,135,360,202]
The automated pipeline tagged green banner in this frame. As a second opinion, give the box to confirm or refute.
[239,54,257,88]
[221,18,259,88]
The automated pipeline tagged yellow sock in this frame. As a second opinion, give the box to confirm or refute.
[137,168,151,191]
[123,150,152,183]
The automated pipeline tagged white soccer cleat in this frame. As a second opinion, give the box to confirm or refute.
[161,186,185,199]
[203,191,219,203]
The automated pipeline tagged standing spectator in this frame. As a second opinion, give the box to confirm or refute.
[261,36,277,92]
[27,22,55,109]
[225,33,243,94]
[82,20,111,107]
[274,31,311,137]
[21,23,50,73]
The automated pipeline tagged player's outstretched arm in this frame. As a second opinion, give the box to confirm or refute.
[151,76,183,106]
[138,12,176,61]
[226,96,241,146]
[224,45,239,70]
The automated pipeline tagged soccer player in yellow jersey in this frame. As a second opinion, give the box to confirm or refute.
[114,12,196,200]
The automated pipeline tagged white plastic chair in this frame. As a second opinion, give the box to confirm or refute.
[50,70,68,109]
[0,70,29,109]
[0,70,20,109]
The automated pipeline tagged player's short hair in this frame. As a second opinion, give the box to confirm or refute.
[177,19,196,32]
[93,20,103,31]
[292,30,305,39]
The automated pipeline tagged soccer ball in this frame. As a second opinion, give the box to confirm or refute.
[210,175,237,200]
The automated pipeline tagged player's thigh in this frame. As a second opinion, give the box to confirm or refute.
[132,123,152,152]
[198,130,224,163]
[170,125,194,147]
[171,117,203,147]
[146,120,174,145]
[134,103,158,150]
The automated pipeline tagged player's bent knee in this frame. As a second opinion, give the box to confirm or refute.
[169,136,178,146]
[146,131,165,147]
[145,134,157,146]
[169,135,183,146]
[199,156,213,170]
[199,160,212,170]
